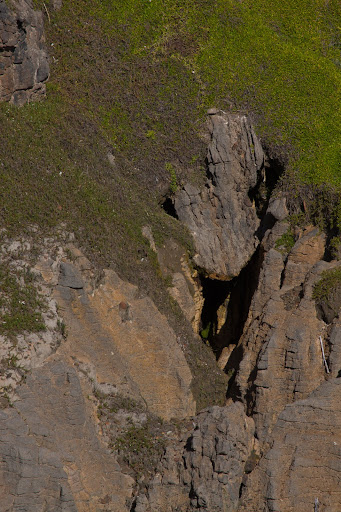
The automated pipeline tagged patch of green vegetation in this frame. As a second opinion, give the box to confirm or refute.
[312,267,341,305]
[330,236,341,260]
[95,390,139,415]
[165,162,178,194]
[95,391,168,479]
[113,420,166,477]
[0,264,46,336]
[200,321,211,340]
[42,0,341,186]
[275,228,295,253]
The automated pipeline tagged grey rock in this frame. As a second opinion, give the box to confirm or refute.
[240,378,341,512]
[235,225,328,442]
[58,261,84,289]
[174,113,264,280]
[267,195,288,221]
[0,360,133,511]
[0,0,49,105]
[136,402,255,512]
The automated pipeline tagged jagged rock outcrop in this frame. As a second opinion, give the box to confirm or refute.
[0,0,49,105]
[0,360,134,512]
[239,377,341,511]
[35,244,196,421]
[0,234,197,510]
[174,111,264,280]
[134,402,255,512]
[232,222,330,442]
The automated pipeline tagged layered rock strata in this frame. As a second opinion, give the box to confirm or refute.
[174,111,264,280]
[134,402,255,512]
[240,378,341,512]
[0,235,196,510]
[233,223,333,442]
[0,0,49,105]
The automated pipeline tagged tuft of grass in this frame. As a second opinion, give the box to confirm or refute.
[0,264,46,336]
[312,267,341,305]
[275,228,295,253]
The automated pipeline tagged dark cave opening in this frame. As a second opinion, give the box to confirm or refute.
[199,276,231,353]
[198,245,265,401]
[161,197,178,219]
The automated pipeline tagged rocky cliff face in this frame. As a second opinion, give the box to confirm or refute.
[134,402,255,512]
[174,110,264,280]
[1,107,341,512]
[0,0,49,105]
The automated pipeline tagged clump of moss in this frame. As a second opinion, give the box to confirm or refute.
[312,267,341,305]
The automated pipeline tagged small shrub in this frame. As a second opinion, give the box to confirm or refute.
[312,267,341,305]
[275,228,295,253]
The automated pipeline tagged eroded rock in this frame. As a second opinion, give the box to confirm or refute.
[233,224,331,442]
[135,402,255,512]
[174,112,264,280]
[240,378,341,512]
[0,360,134,512]
[0,0,49,105]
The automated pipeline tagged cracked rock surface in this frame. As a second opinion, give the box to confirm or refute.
[174,112,264,280]
[134,402,255,512]
[0,0,49,105]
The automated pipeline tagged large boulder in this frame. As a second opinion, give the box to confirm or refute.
[174,111,264,280]
[0,0,49,105]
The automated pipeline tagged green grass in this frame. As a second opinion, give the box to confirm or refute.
[275,228,295,253]
[0,264,46,335]
[48,0,340,186]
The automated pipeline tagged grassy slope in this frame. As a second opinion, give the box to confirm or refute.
[56,0,340,184]
[0,0,340,405]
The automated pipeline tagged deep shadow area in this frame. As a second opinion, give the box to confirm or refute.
[199,277,232,351]
[162,197,178,219]
[214,246,264,356]
[197,246,265,402]
[249,155,285,220]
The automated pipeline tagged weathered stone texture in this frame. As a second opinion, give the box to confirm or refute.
[37,246,196,421]
[174,112,264,280]
[0,0,49,105]
[135,402,255,512]
[0,360,134,512]
[235,224,330,442]
[240,378,341,512]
